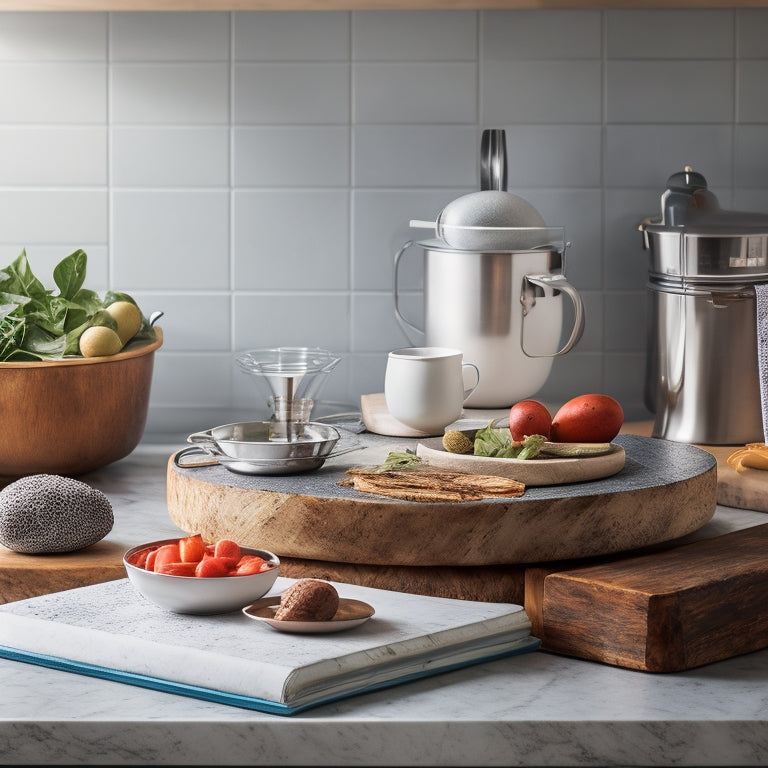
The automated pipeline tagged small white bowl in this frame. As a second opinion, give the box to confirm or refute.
[123,538,280,615]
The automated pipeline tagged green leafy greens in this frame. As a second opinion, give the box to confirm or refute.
[0,249,151,361]
[473,422,546,459]
[353,450,422,473]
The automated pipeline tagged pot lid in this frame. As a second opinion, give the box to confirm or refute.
[641,166,768,233]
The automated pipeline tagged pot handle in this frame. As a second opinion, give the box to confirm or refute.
[520,274,585,358]
[186,430,223,456]
[393,240,425,345]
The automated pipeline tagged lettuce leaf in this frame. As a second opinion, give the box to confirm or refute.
[473,422,546,460]
[0,248,149,361]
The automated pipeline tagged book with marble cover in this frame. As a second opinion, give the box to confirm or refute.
[0,577,538,716]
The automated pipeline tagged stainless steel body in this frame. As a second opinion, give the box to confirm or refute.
[187,421,341,460]
[394,239,585,408]
[641,228,768,283]
[645,282,763,444]
[184,421,363,475]
[639,166,768,444]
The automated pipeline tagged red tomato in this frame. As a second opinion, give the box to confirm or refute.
[233,555,268,576]
[508,399,551,441]
[550,394,624,443]
[156,561,197,577]
[178,533,206,563]
[153,543,181,571]
[145,549,159,572]
[195,557,231,578]
[214,539,242,567]
[126,548,150,568]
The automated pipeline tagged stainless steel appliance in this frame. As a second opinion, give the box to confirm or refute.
[639,166,768,444]
[393,130,585,409]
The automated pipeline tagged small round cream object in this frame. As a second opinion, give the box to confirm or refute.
[106,301,143,345]
[79,325,123,357]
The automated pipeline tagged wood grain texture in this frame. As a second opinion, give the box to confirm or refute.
[167,434,717,566]
[525,523,768,672]
[279,557,526,604]
[0,540,127,605]
[0,330,162,480]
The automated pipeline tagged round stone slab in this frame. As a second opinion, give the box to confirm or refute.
[166,434,717,566]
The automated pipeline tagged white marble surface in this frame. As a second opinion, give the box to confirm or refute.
[2,444,768,766]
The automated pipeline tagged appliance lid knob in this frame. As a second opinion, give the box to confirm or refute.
[661,165,720,225]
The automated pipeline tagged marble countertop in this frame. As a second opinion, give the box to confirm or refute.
[3,444,768,767]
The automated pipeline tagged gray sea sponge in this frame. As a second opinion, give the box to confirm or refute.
[0,474,114,554]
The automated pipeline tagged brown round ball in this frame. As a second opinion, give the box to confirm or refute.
[274,579,339,622]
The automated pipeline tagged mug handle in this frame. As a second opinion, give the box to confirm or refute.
[520,274,585,358]
[462,362,480,401]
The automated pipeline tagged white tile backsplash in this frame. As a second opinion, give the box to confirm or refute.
[233,126,349,186]
[0,63,106,122]
[606,60,734,124]
[351,10,476,61]
[481,60,602,124]
[738,60,768,123]
[109,12,230,61]
[111,190,230,290]
[0,190,107,243]
[353,125,477,187]
[234,11,350,61]
[1,7,767,435]
[482,10,601,60]
[233,188,350,290]
[605,124,733,188]
[500,125,602,187]
[354,62,477,124]
[606,9,733,59]
[110,63,229,124]
[111,127,229,186]
[0,12,106,61]
[0,127,107,186]
[233,63,349,124]
[233,293,351,352]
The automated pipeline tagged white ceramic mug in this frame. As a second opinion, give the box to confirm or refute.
[384,347,480,434]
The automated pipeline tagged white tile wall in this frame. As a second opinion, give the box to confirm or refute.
[0,8,766,440]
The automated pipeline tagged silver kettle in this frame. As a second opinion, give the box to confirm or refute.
[393,130,585,409]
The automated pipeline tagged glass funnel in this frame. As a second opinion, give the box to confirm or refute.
[235,347,341,439]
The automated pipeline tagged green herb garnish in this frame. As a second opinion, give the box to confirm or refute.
[473,421,546,459]
[354,450,422,473]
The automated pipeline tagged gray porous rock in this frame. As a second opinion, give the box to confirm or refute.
[0,474,114,554]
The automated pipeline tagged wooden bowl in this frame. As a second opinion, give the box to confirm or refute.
[0,328,163,480]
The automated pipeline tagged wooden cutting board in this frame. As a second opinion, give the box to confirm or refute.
[524,522,768,672]
[167,433,717,566]
[702,444,768,513]
[0,540,127,604]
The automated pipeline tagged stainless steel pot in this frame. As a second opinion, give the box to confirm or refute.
[639,166,768,444]
[394,237,584,408]
[393,130,585,408]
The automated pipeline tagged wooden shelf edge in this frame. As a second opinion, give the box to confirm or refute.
[2,0,768,11]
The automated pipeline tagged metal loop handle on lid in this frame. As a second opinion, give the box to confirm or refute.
[480,128,507,192]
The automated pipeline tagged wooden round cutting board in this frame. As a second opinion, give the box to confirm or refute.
[166,433,717,567]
